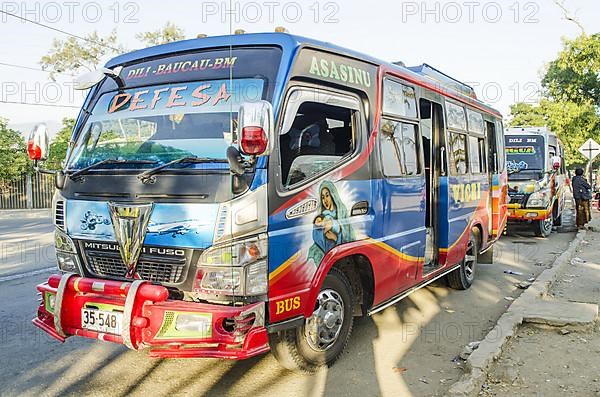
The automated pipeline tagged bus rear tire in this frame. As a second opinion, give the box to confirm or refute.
[553,206,563,226]
[269,267,354,373]
[534,214,553,237]
[447,229,479,290]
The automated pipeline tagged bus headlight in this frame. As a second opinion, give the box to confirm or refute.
[244,260,268,295]
[56,253,79,273]
[527,189,551,208]
[194,235,268,296]
[54,229,80,273]
[197,267,243,295]
[175,313,212,334]
[55,229,76,253]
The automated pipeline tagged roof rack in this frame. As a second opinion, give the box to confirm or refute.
[407,63,477,99]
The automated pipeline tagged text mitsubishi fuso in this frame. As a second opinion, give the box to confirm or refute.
[28,33,508,371]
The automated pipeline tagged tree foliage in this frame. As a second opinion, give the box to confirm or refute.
[508,103,546,127]
[40,23,186,81]
[46,118,75,170]
[509,33,600,168]
[542,34,600,107]
[0,119,29,189]
[136,22,186,47]
[543,100,599,167]
[40,30,124,81]
[508,100,599,167]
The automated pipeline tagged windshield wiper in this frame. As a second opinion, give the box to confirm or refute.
[69,159,157,181]
[137,156,228,183]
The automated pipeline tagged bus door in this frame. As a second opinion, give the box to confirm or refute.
[377,78,426,293]
[443,101,476,267]
[486,121,497,237]
[419,98,445,275]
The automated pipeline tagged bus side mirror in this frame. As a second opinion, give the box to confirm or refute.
[238,100,274,156]
[27,123,49,162]
[74,67,123,90]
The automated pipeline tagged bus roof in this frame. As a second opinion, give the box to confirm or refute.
[505,127,556,136]
[105,32,502,118]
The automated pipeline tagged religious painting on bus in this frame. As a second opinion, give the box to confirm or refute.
[307,180,356,266]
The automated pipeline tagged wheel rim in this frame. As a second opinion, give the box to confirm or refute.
[305,289,345,352]
[464,238,476,282]
[542,216,553,233]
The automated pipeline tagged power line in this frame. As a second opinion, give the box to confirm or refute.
[0,61,74,77]
[0,10,121,52]
[0,100,80,109]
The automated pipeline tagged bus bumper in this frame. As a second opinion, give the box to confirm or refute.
[507,206,552,222]
[32,274,270,360]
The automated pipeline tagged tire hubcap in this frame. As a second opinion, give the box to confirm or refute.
[305,289,344,351]
[464,238,476,282]
[543,216,553,232]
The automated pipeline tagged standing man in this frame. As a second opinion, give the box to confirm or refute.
[572,167,593,229]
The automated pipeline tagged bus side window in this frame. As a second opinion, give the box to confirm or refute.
[279,94,358,187]
[485,121,498,173]
[449,132,468,175]
[445,101,469,175]
[495,120,505,172]
[379,119,421,176]
[468,136,486,174]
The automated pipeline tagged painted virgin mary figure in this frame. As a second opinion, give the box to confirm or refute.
[307,181,355,266]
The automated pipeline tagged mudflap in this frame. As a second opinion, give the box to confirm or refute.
[479,245,494,264]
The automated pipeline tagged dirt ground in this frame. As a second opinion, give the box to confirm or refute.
[481,224,600,397]
[480,323,600,396]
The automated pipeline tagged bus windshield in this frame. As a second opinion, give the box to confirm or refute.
[67,47,281,171]
[505,135,545,176]
[68,79,264,170]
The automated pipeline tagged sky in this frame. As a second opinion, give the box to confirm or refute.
[0,0,598,134]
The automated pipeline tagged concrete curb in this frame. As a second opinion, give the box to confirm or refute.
[0,209,51,219]
[446,229,590,397]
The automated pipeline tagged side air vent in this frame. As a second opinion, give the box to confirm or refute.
[55,200,65,230]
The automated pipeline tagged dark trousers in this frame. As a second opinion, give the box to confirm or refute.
[575,199,591,227]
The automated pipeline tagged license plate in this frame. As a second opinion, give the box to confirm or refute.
[81,308,123,335]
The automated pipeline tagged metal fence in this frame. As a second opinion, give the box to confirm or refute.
[0,173,54,209]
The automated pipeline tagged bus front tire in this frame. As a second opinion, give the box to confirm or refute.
[269,267,354,373]
[534,214,553,237]
[447,229,479,290]
[553,205,562,226]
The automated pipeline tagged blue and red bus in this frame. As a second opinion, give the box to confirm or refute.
[29,32,508,371]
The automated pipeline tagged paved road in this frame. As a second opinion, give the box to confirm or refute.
[0,214,54,278]
[0,208,581,397]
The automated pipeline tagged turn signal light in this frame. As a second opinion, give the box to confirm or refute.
[240,126,268,155]
[27,140,42,160]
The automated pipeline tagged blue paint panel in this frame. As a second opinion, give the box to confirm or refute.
[374,175,426,251]
[444,174,490,249]
[267,176,427,278]
[250,168,268,190]
[66,200,219,249]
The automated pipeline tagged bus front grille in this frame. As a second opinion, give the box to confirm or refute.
[84,251,186,284]
[509,193,529,205]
